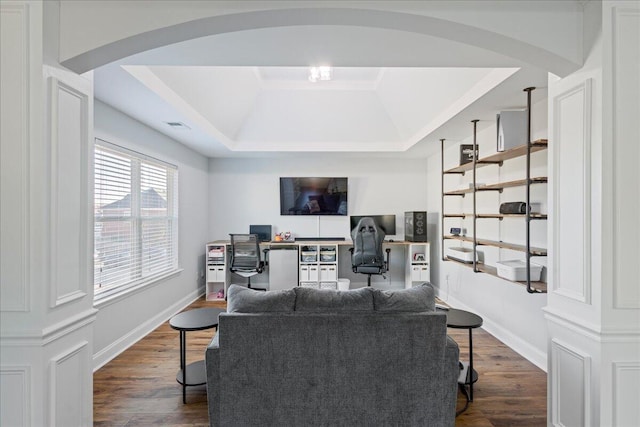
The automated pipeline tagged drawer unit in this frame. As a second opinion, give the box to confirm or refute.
[411,264,430,282]
[300,265,319,282]
[298,243,338,288]
[319,265,337,282]
[207,265,226,283]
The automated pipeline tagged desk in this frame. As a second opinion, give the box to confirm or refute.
[205,239,430,300]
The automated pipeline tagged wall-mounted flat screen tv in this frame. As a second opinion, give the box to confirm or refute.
[350,214,397,235]
[280,177,348,216]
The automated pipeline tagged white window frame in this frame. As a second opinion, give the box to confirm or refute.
[93,138,179,302]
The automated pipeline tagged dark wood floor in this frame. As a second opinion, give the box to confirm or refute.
[94,297,547,426]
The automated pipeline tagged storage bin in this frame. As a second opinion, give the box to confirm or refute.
[495,260,543,281]
[320,282,337,290]
[301,251,317,262]
[337,278,350,291]
[445,247,478,263]
[300,282,319,289]
[320,250,336,262]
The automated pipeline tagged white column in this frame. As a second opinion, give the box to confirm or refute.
[1,1,96,425]
[545,1,640,426]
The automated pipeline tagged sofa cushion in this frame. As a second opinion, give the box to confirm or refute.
[373,283,435,312]
[294,287,374,312]
[227,285,296,313]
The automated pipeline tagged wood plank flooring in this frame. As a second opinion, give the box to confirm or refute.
[94,297,546,426]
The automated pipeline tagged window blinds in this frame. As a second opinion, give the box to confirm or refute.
[94,140,178,297]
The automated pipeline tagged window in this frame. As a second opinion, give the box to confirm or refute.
[94,139,179,300]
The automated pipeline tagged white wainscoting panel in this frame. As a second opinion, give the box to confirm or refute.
[613,362,640,426]
[49,341,90,426]
[47,75,90,308]
[0,366,30,426]
[551,339,591,427]
[612,7,640,309]
[552,80,592,304]
[0,2,30,312]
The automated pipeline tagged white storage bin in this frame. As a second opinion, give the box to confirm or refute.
[337,278,350,291]
[300,282,319,289]
[495,260,543,281]
[446,247,478,263]
[320,250,336,262]
[320,282,337,290]
[301,251,317,262]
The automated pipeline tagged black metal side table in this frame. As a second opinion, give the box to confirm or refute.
[440,307,483,407]
[169,307,223,403]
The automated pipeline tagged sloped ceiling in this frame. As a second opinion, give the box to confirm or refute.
[122,65,517,152]
[93,24,548,158]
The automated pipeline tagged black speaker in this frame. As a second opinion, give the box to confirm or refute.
[499,202,527,214]
[404,211,427,242]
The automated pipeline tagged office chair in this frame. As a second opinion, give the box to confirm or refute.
[349,217,391,287]
[229,234,266,291]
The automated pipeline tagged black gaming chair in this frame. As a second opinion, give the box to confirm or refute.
[349,217,391,287]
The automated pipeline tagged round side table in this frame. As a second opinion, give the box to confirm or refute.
[441,308,483,402]
[169,307,224,403]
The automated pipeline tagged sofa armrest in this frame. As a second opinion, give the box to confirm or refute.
[446,335,460,362]
[205,333,220,427]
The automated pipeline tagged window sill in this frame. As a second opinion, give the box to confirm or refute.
[93,268,183,309]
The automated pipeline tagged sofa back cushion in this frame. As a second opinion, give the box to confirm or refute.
[227,284,295,313]
[294,287,374,312]
[373,283,435,312]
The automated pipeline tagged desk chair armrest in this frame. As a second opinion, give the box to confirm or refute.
[384,247,391,270]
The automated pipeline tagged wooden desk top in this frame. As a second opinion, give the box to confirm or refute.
[207,239,428,246]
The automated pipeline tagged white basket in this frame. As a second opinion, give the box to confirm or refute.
[300,282,319,289]
[446,247,477,263]
[320,282,337,290]
[495,260,543,281]
[337,278,350,291]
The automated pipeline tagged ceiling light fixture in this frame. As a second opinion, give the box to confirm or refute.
[308,66,332,83]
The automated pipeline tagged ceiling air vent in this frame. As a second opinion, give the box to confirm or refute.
[165,121,190,130]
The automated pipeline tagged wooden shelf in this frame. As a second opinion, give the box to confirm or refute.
[443,140,548,174]
[443,235,547,255]
[476,264,547,293]
[444,257,547,292]
[476,213,548,220]
[446,213,548,219]
[444,177,548,196]
[477,177,548,191]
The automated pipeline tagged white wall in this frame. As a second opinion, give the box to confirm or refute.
[92,101,210,369]
[208,156,428,288]
[546,2,640,425]
[425,97,550,370]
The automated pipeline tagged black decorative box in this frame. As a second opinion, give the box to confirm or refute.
[459,144,478,165]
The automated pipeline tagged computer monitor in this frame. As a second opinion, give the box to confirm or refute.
[349,215,396,235]
[249,225,272,242]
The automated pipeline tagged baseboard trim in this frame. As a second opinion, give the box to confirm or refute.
[437,292,548,372]
[92,287,205,372]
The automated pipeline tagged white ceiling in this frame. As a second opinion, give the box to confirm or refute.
[93,24,549,159]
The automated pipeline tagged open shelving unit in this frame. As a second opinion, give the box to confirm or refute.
[441,87,548,293]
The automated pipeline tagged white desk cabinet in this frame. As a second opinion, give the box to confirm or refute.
[406,243,431,286]
[299,244,339,289]
[205,243,227,301]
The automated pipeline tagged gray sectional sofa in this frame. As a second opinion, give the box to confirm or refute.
[205,283,459,426]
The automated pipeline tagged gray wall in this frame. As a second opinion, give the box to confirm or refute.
[92,101,210,369]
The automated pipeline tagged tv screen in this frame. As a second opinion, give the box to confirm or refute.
[350,215,397,235]
[280,177,348,216]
